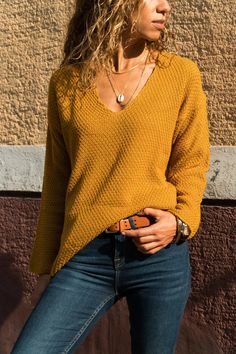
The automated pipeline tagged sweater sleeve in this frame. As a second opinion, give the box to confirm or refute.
[166,61,211,239]
[29,72,71,275]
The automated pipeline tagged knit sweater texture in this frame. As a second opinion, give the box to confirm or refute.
[29,50,211,277]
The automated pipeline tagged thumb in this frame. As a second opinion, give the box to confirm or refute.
[143,207,164,218]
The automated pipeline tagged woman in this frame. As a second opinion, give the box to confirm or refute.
[11,0,210,353]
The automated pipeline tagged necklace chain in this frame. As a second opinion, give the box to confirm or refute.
[106,51,150,107]
[111,62,140,74]
[111,50,148,74]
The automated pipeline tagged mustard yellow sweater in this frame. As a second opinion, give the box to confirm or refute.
[29,51,211,277]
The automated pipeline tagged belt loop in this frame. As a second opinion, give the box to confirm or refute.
[127,216,137,230]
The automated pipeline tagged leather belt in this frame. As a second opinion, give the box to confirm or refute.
[104,211,156,233]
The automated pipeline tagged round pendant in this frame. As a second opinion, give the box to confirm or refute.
[117,94,125,103]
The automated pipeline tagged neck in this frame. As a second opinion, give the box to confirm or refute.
[112,34,149,72]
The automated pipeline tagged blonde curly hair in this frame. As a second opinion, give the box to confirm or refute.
[60,0,174,92]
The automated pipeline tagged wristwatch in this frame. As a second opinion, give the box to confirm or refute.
[171,216,190,244]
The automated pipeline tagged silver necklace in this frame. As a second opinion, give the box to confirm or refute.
[106,51,150,106]
[111,50,148,74]
[111,62,141,74]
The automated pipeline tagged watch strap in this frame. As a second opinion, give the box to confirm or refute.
[171,216,189,244]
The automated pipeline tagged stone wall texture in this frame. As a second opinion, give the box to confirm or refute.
[1,1,235,354]
[1,0,235,145]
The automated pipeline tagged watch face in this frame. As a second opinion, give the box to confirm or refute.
[181,222,190,238]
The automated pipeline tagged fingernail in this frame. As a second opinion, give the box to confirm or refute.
[121,231,126,235]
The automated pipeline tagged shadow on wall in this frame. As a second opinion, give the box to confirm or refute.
[0,253,32,354]
[0,253,23,327]
[176,316,223,354]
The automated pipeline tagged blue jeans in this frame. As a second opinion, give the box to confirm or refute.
[11,230,191,354]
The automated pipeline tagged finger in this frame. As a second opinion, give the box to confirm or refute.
[134,241,164,253]
[133,235,159,244]
[121,223,158,237]
[144,207,165,218]
[137,243,166,254]
[132,239,158,250]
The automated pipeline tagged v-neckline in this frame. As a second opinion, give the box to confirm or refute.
[91,63,158,117]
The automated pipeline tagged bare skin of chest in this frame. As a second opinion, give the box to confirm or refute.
[94,61,156,113]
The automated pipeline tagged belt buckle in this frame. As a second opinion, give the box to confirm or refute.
[104,228,117,234]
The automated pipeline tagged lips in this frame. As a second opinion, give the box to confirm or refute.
[152,21,165,30]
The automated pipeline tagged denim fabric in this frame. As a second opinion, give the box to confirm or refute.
[11,230,191,354]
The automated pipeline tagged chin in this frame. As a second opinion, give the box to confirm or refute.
[142,32,161,42]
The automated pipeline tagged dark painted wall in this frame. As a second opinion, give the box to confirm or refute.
[1,196,235,353]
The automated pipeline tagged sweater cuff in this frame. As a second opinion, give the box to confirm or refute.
[166,205,202,239]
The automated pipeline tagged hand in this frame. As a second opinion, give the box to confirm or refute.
[122,207,177,254]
